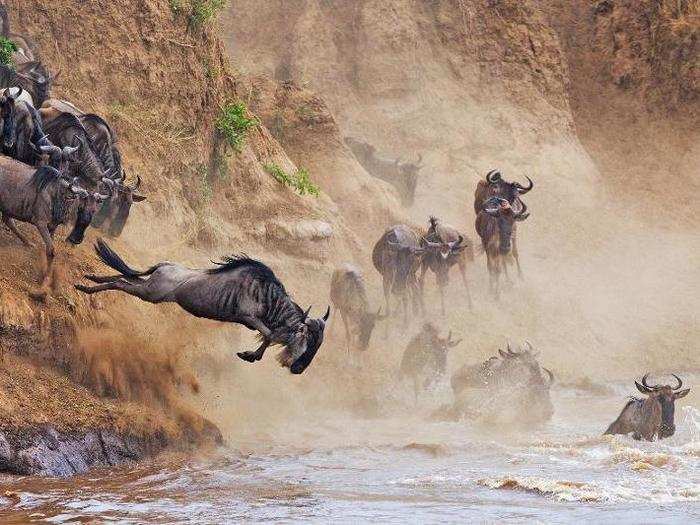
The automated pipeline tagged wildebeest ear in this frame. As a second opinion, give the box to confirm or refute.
[635,381,653,395]
[132,194,147,202]
[674,388,690,399]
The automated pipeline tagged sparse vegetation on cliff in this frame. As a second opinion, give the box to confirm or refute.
[215,102,257,152]
[265,163,320,196]
[171,0,228,29]
[0,36,17,66]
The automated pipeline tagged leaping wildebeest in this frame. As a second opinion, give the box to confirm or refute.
[419,216,474,313]
[0,155,108,294]
[330,263,386,353]
[344,136,423,207]
[372,224,425,324]
[400,322,461,403]
[475,197,529,297]
[604,374,690,441]
[75,240,330,374]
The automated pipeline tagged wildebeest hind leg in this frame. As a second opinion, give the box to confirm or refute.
[84,273,137,284]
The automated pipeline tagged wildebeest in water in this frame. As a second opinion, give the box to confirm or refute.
[447,342,554,424]
[400,322,461,403]
[75,240,330,374]
[604,373,690,441]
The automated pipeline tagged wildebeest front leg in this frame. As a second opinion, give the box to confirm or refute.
[458,260,472,309]
[340,310,352,353]
[512,232,523,279]
[2,215,33,247]
[235,315,273,363]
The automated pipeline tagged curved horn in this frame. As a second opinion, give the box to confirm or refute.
[416,153,423,166]
[671,374,683,390]
[322,306,330,322]
[129,174,141,191]
[449,235,464,250]
[514,176,534,194]
[514,201,530,221]
[39,143,57,154]
[544,367,554,385]
[486,169,500,183]
[498,349,509,359]
[302,305,312,321]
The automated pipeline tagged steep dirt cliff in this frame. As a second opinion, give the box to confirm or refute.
[0,0,402,475]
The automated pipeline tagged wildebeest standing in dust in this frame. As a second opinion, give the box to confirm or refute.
[475,197,529,298]
[372,224,425,326]
[604,374,690,441]
[75,239,330,374]
[419,216,474,314]
[330,263,386,354]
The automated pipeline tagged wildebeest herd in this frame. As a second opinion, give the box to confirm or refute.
[0,9,145,298]
[0,6,689,442]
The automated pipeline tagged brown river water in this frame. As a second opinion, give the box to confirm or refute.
[0,378,698,524]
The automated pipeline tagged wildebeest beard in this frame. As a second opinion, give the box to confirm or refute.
[658,396,677,437]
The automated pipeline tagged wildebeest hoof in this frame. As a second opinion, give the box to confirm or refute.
[236,351,257,363]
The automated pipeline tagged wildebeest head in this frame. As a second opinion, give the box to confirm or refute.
[289,306,331,374]
[357,307,387,351]
[387,240,424,293]
[485,169,534,207]
[15,61,54,106]
[63,179,109,245]
[344,136,375,161]
[635,373,690,438]
[37,141,80,173]
[396,154,423,206]
[95,173,146,237]
[0,87,21,150]
[497,342,554,388]
[482,197,530,254]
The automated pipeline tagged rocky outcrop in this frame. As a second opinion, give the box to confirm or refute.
[0,423,222,477]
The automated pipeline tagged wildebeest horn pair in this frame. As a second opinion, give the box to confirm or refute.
[301,305,331,322]
[638,372,683,392]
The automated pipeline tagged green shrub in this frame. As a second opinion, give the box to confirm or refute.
[264,163,320,197]
[0,37,17,67]
[189,0,227,28]
[169,0,183,15]
[215,102,257,152]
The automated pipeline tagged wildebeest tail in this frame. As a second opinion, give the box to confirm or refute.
[94,238,156,277]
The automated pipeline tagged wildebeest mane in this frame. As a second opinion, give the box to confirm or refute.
[208,254,283,287]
